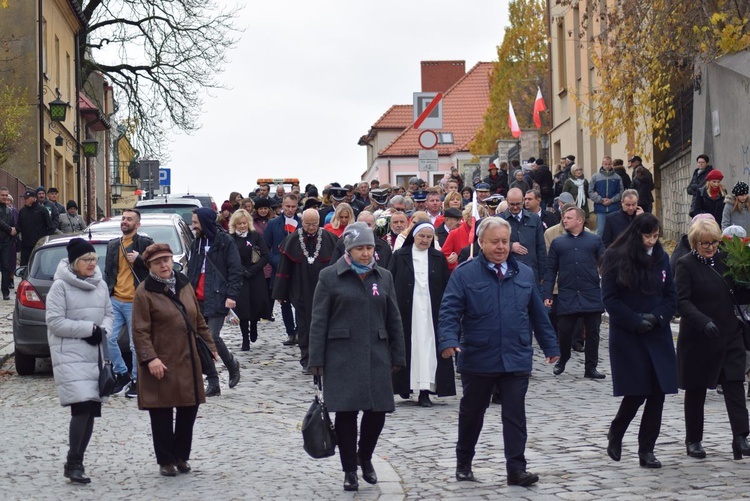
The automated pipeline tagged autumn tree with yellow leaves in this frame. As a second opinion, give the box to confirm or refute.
[0,84,31,166]
[568,0,750,152]
[470,0,549,155]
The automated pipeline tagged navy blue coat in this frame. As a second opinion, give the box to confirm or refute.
[601,244,677,396]
[437,253,560,374]
[263,213,301,271]
[543,230,605,315]
[498,209,547,282]
[187,230,243,317]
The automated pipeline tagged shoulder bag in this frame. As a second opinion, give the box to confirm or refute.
[301,375,337,459]
[167,294,215,375]
[98,343,117,397]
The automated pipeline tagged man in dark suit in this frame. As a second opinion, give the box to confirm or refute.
[498,188,547,284]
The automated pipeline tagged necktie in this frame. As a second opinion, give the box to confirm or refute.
[495,264,504,280]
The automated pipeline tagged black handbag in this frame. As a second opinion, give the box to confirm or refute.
[167,295,215,375]
[98,345,116,397]
[301,376,337,459]
[709,266,750,350]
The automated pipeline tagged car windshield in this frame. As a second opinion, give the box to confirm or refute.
[136,206,196,224]
[89,225,184,255]
[29,243,109,280]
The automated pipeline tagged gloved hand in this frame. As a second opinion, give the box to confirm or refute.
[704,321,720,338]
[642,313,659,327]
[243,269,255,279]
[309,366,324,376]
[635,319,654,334]
[84,325,103,345]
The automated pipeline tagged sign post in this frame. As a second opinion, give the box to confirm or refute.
[418,149,438,172]
[413,92,443,130]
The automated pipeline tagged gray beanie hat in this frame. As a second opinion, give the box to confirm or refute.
[342,222,375,251]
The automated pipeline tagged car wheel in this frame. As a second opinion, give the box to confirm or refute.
[14,352,36,376]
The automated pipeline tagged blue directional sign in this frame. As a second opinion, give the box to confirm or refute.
[159,168,171,186]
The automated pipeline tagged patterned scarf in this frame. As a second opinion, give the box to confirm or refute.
[150,270,177,294]
[344,252,375,275]
[691,249,715,267]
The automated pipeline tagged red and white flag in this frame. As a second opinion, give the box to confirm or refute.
[468,191,481,244]
[533,87,547,129]
[508,100,521,138]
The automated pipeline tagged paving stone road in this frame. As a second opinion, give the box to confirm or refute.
[2,292,750,500]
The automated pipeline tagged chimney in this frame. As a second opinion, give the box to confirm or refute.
[421,61,466,92]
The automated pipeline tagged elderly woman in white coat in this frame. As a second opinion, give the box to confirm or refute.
[46,238,113,484]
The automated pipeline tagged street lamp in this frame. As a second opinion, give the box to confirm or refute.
[82,138,99,158]
[111,182,123,203]
[49,97,68,122]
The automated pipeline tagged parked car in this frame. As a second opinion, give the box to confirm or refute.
[85,213,193,273]
[168,192,218,212]
[13,233,122,375]
[134,197,201,224]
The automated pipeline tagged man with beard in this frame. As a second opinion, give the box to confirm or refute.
[273,209,338,372]
[189,207,243,395]
[384,210,408,250]
[104,208,154,397]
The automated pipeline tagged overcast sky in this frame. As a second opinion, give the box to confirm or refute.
[166,0,509,202]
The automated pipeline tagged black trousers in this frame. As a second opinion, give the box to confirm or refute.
[20,246,33,266]
[206,315,235,386]
[280,301,297,336]
[557,313,601,370]
[148,405,199,465]
[335,411,386,473]
[685,380,749,443]
[0,243,12,296]
[457,372,530,474]
[293,301,310,368]
[610,394,665,453]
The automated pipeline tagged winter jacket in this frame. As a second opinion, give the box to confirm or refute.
[601,209,636,248]
[132,272,216,409]
[721,194,750,232]
[263,213,301,271]
[0,203,16,245]
[484,171,508,196]
[542,230,605,314]
[308,258,406,412]
[534,165,554,201]
[104,233,154,297]
[17,201,55,248]
[59,212,86,234]
[498,209,547,281]
[689,186,725,222]
[437,253,559,373]
[46,260,113,406]
[686,166,714,196]
[187,229,243,317]
[588,168,623,215]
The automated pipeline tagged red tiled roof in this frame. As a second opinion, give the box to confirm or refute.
[379,62,493,157]
[372,105,413,129]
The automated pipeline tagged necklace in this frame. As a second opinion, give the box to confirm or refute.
[299,228,323,264]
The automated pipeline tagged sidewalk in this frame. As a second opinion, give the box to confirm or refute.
[0,287,15,367]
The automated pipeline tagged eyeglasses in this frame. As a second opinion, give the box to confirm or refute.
[80,257,98,264]
[698,240,720,249]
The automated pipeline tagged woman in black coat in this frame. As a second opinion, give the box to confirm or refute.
[388,223,455,407]
[689,169,726,222]
[600,214,677,469]
[675,217,750,460]
[229,209,271,351]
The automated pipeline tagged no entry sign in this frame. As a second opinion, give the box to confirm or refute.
[418,130,438,149]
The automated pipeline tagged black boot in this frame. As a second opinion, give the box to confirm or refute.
[418,390,433,408]
[205,381,221,397]
[241,333,250,351]
[250,322,258,343]
[343,471,358,491]
[228,357,241,388]
[732,435,750,460]
[64,451,90,484]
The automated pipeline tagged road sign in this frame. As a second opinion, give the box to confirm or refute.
[418,149,439,172]
[413,92,443,130]
[159,168,171,186]
[418,130,438,149]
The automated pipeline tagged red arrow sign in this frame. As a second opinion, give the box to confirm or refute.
[414,92,443,129]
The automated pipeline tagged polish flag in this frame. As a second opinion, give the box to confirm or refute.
[533,87,547,129]
[508,100,521,138]
[468,190,481,245]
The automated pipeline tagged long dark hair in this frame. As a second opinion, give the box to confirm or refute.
[600,213,662,293]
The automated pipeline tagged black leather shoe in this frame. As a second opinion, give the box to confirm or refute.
[686,441,706,458]
[553,362,566,375]
[572,342,585,352]
[455,464,475,481]
[282,335,297,346]
[638,452,661,468]
[360,458,377,484]
[160,463,178,476]
[228,358,241,388]
[343,471,359,491]
[241,336,250,351]
[64,458,91,484]
[205,383,221,397]
[507,470,539,486]
[732,436,750,460]
[175,459,191,473]
[418,391,433,407]
[607,432,622,461]
[399,392,411,400]
[584,369,606,379]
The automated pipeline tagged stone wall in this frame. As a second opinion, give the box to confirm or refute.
[658,149,693,241]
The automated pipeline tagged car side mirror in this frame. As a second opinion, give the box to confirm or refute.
[172,262,183,273]
[14,266,26,278]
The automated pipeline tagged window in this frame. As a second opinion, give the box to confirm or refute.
[438,132,454,144]
[556,20,567,92]
[66,53,71,101]
[54,36,60,89]
[42,18,47,77]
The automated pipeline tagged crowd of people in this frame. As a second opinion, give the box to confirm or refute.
[9,152,750,491]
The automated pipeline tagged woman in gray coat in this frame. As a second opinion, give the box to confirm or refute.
[46,238,113,484]
[308,223,405,492]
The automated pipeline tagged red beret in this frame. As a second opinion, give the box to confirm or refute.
[705,169,723,181]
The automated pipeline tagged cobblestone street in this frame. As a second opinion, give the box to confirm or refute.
[2,296,750,500]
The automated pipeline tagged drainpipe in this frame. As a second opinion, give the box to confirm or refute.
[37,0,45,186]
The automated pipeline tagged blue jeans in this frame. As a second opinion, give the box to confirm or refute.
[107,298,137,379]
